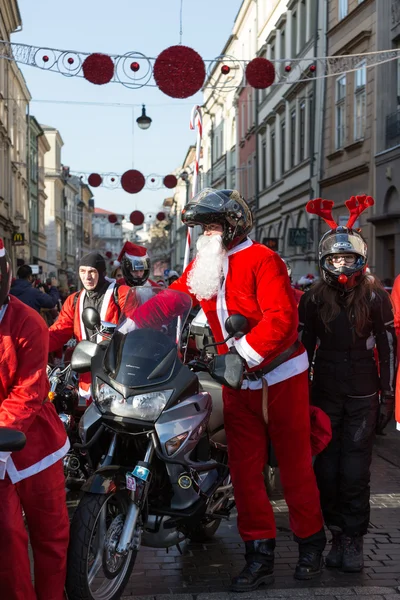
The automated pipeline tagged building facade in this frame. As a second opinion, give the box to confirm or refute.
[92,208,123,269]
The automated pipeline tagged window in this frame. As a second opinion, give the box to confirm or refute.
[308,93,314,155]
[290,108,296,167]
[299,101,306,161]
[241,103,246,138]
[248,92,253,129]
[299,0,306,49]
[354,61,366,140]
[291,11,297,57]
[335,75,346,148]
[280,28,286,75]
[339,0,348,20]
[100,221,105,236]
[280,120,286,174]
[270,129,276,183]
[261,138,267,189]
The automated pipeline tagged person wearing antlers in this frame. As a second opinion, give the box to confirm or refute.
[299,195,396,572]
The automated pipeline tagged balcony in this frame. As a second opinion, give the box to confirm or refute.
[386,110,400,149]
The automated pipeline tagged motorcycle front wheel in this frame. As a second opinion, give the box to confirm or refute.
[66,491,137,600]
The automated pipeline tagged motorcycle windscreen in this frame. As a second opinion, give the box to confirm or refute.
[103,287,192,388]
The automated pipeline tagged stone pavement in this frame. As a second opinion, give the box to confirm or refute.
[116,425,400,598]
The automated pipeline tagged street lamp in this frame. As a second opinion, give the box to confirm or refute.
[136,104,152,130]
[180,170,190,205]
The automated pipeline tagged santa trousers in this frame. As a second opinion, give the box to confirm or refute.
[0,460,69,600]
[223,371,324,542]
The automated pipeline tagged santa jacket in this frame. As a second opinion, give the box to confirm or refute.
[389,275,400,430]
[172,238,308,389]
[0,296,69,483]
[49,281,130,400]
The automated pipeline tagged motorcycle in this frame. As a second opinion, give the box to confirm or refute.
[66,287,246,600]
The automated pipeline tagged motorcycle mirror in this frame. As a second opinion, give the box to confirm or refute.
[209,353,244,390]
[71,340,101,373]
[224,314,250,338]
[82,307,101,331]
[101,321,117,333]
[0,428,26,452]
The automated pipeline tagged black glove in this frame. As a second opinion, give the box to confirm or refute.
[376,393,395,435]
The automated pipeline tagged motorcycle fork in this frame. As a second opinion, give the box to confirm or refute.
[116,435,154,555]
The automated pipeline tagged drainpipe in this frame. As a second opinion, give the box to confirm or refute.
[26,104,32,263]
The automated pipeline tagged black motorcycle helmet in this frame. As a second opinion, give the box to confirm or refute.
[181,188,253,249]
[118,242,150,287]
[319,227,367,292]
[0,239,12,308]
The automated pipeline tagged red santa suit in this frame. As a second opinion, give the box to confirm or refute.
[0,296,70,600]
[49,281,129,402]
[391,274,400,430]
[172,238,324,542]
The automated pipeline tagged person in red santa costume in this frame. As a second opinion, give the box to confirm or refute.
[114,242,160,288]
[49,251,130,403]
[0,239,70,600]
[170,188,326,591]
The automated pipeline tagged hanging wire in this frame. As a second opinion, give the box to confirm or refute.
[179,0,184,45]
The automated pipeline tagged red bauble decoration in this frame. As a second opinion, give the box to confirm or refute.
[246,57,275,89]
[156,212,166,221]
[121,169,145,194]
[105,251,112,258]
[82,53,114,85]
[151,178,155,183]
[153,45,206,99]
[88,173,102,187]
[338,274,348,284]
[67,57,74,65]
[310,64,316,73]
[130,210,145,226]
[111,177,115,182]
[285,64,292,72]
[43,55,49,63]
[108,214,118,224]
[130,61,140,72]
[221,64,230,75]
[163,174,178,189]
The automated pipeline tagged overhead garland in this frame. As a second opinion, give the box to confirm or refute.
[1,40,400,98]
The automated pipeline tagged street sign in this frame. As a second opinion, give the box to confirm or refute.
[164,269,170,277]
[262,237,279,251]
[12,232,25,246]
[288,228,308,247]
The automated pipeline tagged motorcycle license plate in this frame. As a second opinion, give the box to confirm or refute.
[126,474,137,492]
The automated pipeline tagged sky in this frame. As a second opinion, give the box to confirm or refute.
[13,0,243,217]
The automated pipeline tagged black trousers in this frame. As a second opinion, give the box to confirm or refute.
[312,378,378,537]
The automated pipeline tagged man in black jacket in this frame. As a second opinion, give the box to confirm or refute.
[10,265,58,312]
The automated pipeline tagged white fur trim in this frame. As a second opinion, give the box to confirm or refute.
[242,350,309,390]
[79,290,86,340]
[98,282,116,343]
[0,247,5,258]
[126,251,149,261]
[227,237,253,256]
[6,436,70,484]
[235,335,264,367]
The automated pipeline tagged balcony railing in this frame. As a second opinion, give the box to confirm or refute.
[386,110,400,149]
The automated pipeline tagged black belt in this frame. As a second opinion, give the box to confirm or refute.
[243,341,300,382]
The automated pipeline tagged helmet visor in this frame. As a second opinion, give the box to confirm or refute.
[125,256,149,272]
[190,188,227,210]
[322,253,366,277]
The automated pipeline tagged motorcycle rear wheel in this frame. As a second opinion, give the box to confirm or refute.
[66,491,137,600]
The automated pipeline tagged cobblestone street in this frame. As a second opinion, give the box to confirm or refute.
[115,427,400,598]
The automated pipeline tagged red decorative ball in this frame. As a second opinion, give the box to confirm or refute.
[153,45,206,99]
[156,212,166,221]
[105,251,112,258]
[88,173,102,188]
[67,57,74,65]
[338,274,348,284]
[310,64,316,73]
[246,57,275,89]
[151,178,155,183]
[121,169,145,194]
[108,214,118,224]
[163,174,178,189]
[221,64,230,75]
[285,65,292,72]
[111,177,115,182]
[82,53,114,85]
[130,61,140,72]
[43,55,49,63]
[130,210,145,226]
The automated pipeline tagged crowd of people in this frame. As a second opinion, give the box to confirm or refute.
[0,188,399,599]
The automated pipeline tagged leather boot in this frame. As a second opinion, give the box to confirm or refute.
[342,535,364,572]
[294,528,326,580]
[230,538,275,592]
[325,531,344,568]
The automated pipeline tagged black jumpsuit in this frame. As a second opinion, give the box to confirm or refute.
[298,290,396,536]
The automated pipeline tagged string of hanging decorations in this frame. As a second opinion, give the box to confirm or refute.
[1,40,399,99]
[78,170,178,193]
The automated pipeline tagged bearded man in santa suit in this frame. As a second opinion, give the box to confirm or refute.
[0,239,69,600]
[114,242,160,288]
[49,251,130,403]
[171,188,326,592]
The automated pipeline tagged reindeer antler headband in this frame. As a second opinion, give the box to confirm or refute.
[306,195,374,230]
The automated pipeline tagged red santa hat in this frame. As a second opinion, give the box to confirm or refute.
[117,242,149,264]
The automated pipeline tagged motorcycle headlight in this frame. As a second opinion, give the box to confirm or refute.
[96,380,124,413]
[112,390,173,421]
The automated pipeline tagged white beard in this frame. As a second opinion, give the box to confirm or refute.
[187,234,226,301]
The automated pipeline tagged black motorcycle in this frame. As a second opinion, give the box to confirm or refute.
[66,287,247,600]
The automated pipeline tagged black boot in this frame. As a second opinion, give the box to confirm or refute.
[294,528,326,580]
[342,535,364,572]
[325,531,344,568]
[231,539,275,593]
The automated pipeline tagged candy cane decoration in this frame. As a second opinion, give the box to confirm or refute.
[182,105,203,272]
